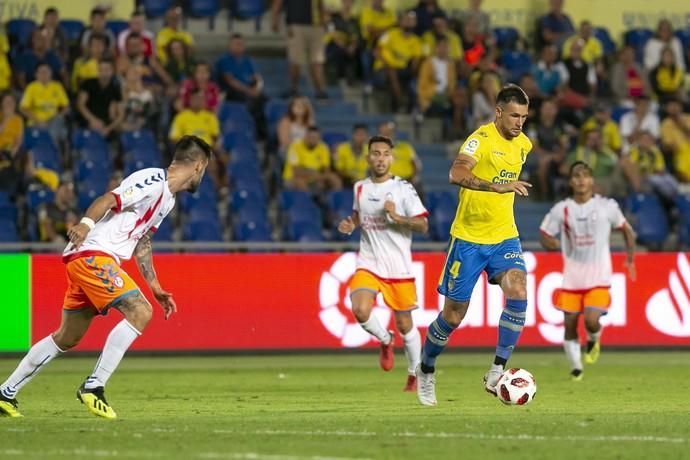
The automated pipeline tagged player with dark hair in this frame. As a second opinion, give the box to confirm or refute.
[338,135,429,391]
[540,161,636,381]
[416,84,534,406]
[0,136,211,419]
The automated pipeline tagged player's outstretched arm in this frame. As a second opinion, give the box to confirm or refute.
[134,231,177,319]
[383,201,428,234]
[67,192,118,249]
[620,221,637,281]
[449,154,531,196]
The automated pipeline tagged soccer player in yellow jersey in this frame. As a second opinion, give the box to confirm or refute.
[417,85,533,406]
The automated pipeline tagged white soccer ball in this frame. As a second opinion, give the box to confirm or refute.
[496,368,537,406]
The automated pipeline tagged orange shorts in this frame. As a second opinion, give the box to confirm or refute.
[349,269,417,312]
[63,252,140,315]
[556,287,611,315]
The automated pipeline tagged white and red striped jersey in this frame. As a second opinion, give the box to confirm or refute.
[540,195,627,290]
[353,176,428,280]
[63,168,175,264]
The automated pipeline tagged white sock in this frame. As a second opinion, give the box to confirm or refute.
[402,328,421,375]
[563,339,583,371]
[359,315,391,344]
[0,335,63,399]
[587,328,602,344]
[85,320,140,390]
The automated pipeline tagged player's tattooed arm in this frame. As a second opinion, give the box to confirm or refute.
[134,231,159,288]
[449,155,493,191]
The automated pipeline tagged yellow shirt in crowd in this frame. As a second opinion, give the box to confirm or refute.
[20,81,69,123]
[335,142,369,182]
[451,122,532,244]
[580,117,622,152]
[283,139,331,181]
[71,57,99,92]
[375,27,422,70]
[156,27,194,64]
[390,141,418,181]
[561,35,603,63]
[359,6,396,45]
[169,109,219,146]
[421,30,463,61]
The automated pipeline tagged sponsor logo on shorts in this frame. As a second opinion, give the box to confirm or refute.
[113,276,124,289]
[503,252,524,260]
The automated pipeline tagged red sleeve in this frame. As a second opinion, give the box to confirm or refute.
[110,192,122,213]
[414,212,430,218]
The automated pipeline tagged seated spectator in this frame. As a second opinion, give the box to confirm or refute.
[650,47,686,105]
[561,128,626,196]
[79,7,116,54]
[277,96,315,152]
[619,95,660,153]
[460,16,490,69]
[71,33,107,92]
[643,19,685,73]
[531,44,563,96]
[536,0,575,50]
[556,39,596,111]
[417,37,457,114]
[156,6,194,65]
[117,32,173,91]
[283,126,342,192]
[0,33,10,92]
[472,72,497,128]
[76,58,124,137]
[526,98,568,200]
[19,63,69,145]
[377,121,422,185]
[38,180,78,242]
[629,130,678,202]
[164,39,195,84]
[580,102,622,154]
[454,0,491,39]
[374,11,422,112]
[176,62,221,113]
[117,11,154,57]
[169,89,222,187]
[335,124,369,185]
[359,0,396,49]
[421,14,464,75]
[16,29,66,90]
[519,74,544,120]
[39,7,68,62]
[413,0,446,36]
[467,53,501,94]
[324,0,361,84]
[561,20,602,64]
[121,66,157,132]
[215,34,266,137]
[0,93,24,196]
[610,45,650,106]
[660,99,690,182]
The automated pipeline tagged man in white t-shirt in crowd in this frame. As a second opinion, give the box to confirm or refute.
[539,161,636,381]
[338,135,429,392]
[0,136,211,420]
[619,95,660,154]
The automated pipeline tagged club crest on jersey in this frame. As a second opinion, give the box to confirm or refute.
[463,139,479,155]
[113,276,124,289]
[123,187,135,199]
[520,148,526,163]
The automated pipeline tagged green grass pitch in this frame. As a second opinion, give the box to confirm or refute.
[1,351,689,460]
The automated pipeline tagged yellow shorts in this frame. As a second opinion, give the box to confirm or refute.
[349,269,417,312]
[62,251,140,315]
[556,287,611,315]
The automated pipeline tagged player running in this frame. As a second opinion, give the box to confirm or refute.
[539,161,636,381]
[0,136,211,419]
[416,84,533,406]
[337,135,429,392]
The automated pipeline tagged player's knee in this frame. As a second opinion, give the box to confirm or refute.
[443,300,469,328]
[351,304,371,323]
[394,315,412,334]
[51,331,80,350]
[507,286,528,300]
[126,303,153,331]
[584,316,600,332]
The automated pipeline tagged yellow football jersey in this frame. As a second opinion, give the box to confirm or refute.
[451,122,532,244]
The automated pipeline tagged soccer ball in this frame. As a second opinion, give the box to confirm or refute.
[496,368,537,406]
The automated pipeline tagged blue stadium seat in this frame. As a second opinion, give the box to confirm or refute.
[106,20,128,38]
[183,220,223,241]
[78,177,108,210]
[143,0,172,18]
[430,200,455,241]
[235,220,272,241]
[327,189,354,214]
[27,187,54,211]
[593,27,616,55]
[493,27,519,50]
[187,206,219,224]
[0,203,17,222]
[125,147,162,165]
[624,28,654,62]
[675,194,690,245]
[189,0,220,29]
[0,192,10,206]
[230,189,267,213]
[314,101,358,118]
[229,0,265,32]
[626,192,669,246]
[0,220,19,242]
[179,187,218,212]
[153,218,173,242]
[514,201,552,242]
[279,189,313,211]
[228,160,262,183]
[7,19,36,48]
[676,29,690,65]
[264,100,288,134]
[121,129,157,152]
[24,128,56,151]
[322,132,349,150]
[234,176,267,199]
[72,129,108,150]
[287,221,324,242]
[425,189,456,213]
[59,20,85,42]
[223,131,258,153]
[32,145,61,172]
[123,158,159,176]
[501,50,532,83]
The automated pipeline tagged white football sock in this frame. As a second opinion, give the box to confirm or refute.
[85,320,140,390]
[563,339,583,371]
[359,315,391,344]
[587,328,602,343]
[0,335,63,399]
[402,328,421,375]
